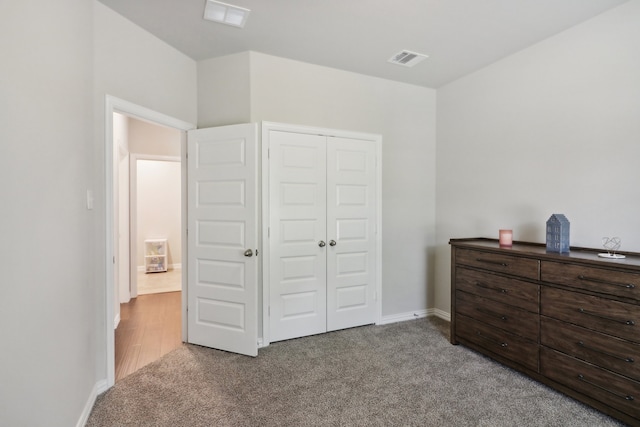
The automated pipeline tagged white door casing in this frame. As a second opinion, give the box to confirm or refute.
[326,137,377,331]
[187,123,258,356]
[268,131,328,342]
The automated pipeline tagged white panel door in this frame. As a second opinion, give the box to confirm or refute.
[326,137,377,331]
[187,124,258,356]
[269,131,327,342]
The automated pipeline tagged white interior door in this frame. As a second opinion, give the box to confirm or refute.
[326,137,377,331]
[187,123,258,356]
[269,131,327,342]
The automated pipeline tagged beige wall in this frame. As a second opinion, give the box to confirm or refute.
[0,1,96,425]
[435,1,640,314]
[136,160,182,268]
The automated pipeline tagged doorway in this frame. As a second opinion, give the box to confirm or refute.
[114,117,183,381]
[105,95,194,388]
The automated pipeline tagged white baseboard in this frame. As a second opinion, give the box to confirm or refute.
[378,308,451,325]
[137,263,182,272]
[114,312,120,330]
[76,380,107,427]
[431,308,451,322]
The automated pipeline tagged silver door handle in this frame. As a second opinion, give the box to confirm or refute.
[329,240,337,246]
[318,241,326,247]
[244,249,253,257]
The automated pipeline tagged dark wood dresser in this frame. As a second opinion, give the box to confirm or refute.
[450,238,640,426]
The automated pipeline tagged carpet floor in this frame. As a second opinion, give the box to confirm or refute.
[87,317,624,426]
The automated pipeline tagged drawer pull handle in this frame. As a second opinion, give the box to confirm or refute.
[577,341,634,363]
[577,374,634,401]
[476,307,508,321]
[578,308,635,326]
[475,281,508,294]
[577,275,636,289]
[476,258,509,267]
[477,332,508,348]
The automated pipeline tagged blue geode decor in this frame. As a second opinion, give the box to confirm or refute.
[546,214,570,253]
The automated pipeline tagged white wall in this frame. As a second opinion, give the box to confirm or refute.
[198,52,252,128]
[136,160,182,268]
[435,1,640,314]
[0,1,96,425]
[93,0,197,388]
[198,52,438,318]
[129,116,182,157]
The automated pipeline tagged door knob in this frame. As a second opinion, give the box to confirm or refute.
[244,249,253,257]
[329,240,337,246]
[318,241,326,247]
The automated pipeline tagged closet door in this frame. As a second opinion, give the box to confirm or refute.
[269,131,327,342]
[326,137,377,331]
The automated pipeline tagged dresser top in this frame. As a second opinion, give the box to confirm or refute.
[450,238,640,270]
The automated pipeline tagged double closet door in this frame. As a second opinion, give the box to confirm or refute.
[268,130,378,342]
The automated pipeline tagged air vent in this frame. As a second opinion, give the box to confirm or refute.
[204,0,250,28]
[388,50,428,67]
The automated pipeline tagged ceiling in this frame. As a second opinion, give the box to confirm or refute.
[97,0,629,88]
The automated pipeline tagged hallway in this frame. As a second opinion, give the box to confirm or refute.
[115,290,182,381]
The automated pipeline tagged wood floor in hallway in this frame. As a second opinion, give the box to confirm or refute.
[115,291,182,382]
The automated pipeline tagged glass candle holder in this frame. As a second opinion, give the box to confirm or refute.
[499,229,513,247]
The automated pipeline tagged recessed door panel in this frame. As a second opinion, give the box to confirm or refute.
[280,220,318,243]
[197,259,245,289]
[336,285,368,311]
[197,220,245,248]
[197,180,245,207]
[197,138,245,167]
[336,252,368,276]
[196,298,245,330]
[187,124,258,357]
[337,219,368,242]
[336,184,368,206]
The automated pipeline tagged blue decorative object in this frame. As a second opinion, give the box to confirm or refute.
[546,214,570,253]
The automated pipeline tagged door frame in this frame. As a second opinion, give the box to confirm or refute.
[260,121,383,346]
[104,95,194,388]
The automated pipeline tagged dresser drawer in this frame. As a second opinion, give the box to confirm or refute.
[541,287,639,343]
[456,267,539,313]
[541,261,640,300]
[457,314,538,371]
[456,290,539,341]
[541,347,640,419]
[456,248,539,280]
[541,317,640,381]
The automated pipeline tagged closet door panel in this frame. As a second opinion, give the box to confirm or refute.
[269,131,328,342]
[326,137,377,331]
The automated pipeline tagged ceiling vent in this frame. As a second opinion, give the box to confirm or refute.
[388,50,428,67]
[203,0,250,28]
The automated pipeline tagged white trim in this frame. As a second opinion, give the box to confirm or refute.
[114,312,121,329]
[76,380,107,427]
[431,308,451,322]
[104,95,194,390]
[378,309,430,325]
[378,308,451,325]
[136,263,182,272]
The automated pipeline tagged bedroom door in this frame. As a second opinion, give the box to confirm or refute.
[187,123,258,356]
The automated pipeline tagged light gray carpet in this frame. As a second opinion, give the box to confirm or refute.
[87,318,624,426]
